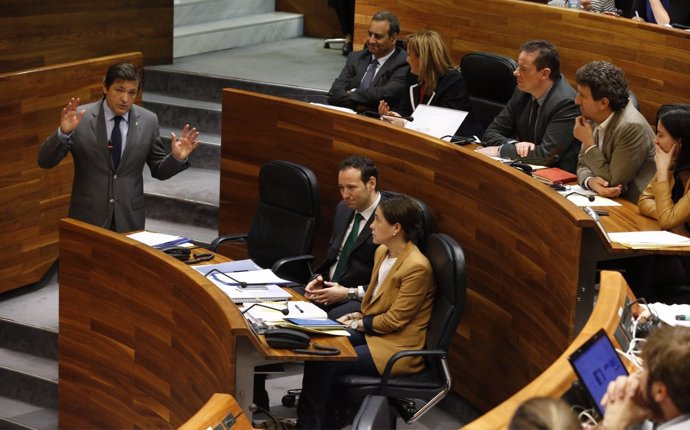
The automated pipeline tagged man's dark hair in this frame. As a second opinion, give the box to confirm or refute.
[520,40,561,80]
[642,325,690,414]
[371,11,400,36]
[575,61,629,111]
[340,155,378,188]
[103,63,142,90]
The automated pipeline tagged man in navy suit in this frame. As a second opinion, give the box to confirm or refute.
[38,62,200,232]
[327,11,409,113]
[305,155,381,319]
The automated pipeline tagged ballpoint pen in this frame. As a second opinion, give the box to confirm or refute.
[295,303,304,313]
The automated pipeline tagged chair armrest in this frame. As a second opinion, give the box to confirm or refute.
[209,233,248,251]
[271,255,315,284]
[379,349,446,392]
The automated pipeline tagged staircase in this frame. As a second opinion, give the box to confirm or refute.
[173,0,303,58]
[0,265,58,430]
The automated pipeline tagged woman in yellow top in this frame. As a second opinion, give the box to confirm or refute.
[297,194,435,429]
[637,104,690,300]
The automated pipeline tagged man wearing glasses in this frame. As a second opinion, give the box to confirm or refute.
[327,11,409,113]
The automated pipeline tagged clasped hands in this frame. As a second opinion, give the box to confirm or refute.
[304,275,348,306]
[599,372,652,429]
[338,311,364,332]
[377,100,406,127]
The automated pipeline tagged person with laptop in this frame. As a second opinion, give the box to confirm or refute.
[376,30,483,138]
[476,40,581,173]
[327,11,409,113]
[304,155,382,319]
[599,325,690,429]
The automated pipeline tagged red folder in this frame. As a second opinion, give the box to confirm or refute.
[533,167,577,184]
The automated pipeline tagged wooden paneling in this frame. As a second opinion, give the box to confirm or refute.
[276,0,342,38]
[0,52,142,294]
[465,270,634,429]
[59,219,242,429]
[219,89,595,410]
[0,0,171,73]
[179,393,251,430]
[354,0,690,124]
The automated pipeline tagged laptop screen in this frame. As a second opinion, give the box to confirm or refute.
[568,329,628,417]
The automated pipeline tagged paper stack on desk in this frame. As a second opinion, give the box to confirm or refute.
[193,260,292,303]
[242,301,327,322]
[127,231,192,248]
[608,231,690,249]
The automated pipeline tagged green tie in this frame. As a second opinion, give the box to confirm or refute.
[332,213,364,282]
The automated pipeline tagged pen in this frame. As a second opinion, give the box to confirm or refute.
[675,315,690,321]
[295,304,304,313]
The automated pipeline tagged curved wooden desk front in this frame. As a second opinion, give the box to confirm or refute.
[58,218,354,428]
[464,270,636,429]
[219,89,604,410]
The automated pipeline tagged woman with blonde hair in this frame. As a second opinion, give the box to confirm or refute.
[378,30,482,137]
[509,397,580,430]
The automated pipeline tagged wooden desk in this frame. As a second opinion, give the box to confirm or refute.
[464,270,637,429]
[58,218,354,428]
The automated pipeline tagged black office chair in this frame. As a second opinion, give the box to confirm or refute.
[272,190,434,283]
[335,233,467,424]
[209,160,320,283]
[460,51,517,131]
[352,395,395,430]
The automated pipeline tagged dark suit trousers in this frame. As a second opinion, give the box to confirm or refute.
[296,330,377,429]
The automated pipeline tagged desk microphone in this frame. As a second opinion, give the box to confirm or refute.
[241,302,289,315]
[565,191,596,202]
[584,206,611,243]
[360,111,414,122]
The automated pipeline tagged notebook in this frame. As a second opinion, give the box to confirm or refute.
[193,260,292,303]
[568,329,628,417]
[532,167,577,184]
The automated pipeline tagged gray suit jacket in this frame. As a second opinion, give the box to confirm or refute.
[328,47,410,112]
[577,101,655,202]
[482,76,581,173]
[38,100,188,232]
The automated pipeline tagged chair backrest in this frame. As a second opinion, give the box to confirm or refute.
[247,160,320,269]
[380,190,435,253]
[460,52,517,130]
[424,233,466,353]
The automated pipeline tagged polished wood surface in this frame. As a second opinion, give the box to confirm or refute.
[0,52,143,294]
[353,0,690,124]
[219,88,598,410]
[59,218,355,428]
[464,270,635,429]
[178,393,252,430]
[0,1,171,73]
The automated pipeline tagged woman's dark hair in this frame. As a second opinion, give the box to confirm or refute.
[378,194,421,243]
[658,104,690,171]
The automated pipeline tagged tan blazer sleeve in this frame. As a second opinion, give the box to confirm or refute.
[648,176,690,230]
[638,173,658,219]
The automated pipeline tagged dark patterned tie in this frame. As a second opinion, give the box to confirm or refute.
[332,212,364,282]
[110,115,123,168]
[359,59,379,90]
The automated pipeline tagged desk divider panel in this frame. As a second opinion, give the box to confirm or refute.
[59,219,242,429]
[219,89,594,410]
[0,52,143,294]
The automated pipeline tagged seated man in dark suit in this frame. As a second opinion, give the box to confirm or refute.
[477,40,581,173]
[327,11,409,113]
[304,155,382,319]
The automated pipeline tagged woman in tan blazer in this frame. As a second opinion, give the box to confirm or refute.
[297,194,435,429]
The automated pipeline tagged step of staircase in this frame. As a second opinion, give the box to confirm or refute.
[174,0,275,27]
[0,264,58,430]
[174,12,303,58]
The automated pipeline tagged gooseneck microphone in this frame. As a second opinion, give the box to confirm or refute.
[584,206,611,243]
[360,111,415,122]
[241,303,289,315]
[565,191,596,202]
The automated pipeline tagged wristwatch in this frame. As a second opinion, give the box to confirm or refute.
[350,319,359,330]
[347,288,357,300]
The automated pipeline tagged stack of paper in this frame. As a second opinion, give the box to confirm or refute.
[193,260,292,303]
[608,231,690,249]
[241,301,327,322]
[127,231,192,248]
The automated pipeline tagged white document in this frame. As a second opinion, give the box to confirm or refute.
[221,269,291,285]
[126,231,192,248]
[404,104,468,139]
[608,231,690,249]
[559,185,622,207]
[241,301,327,322]
[649,303,690,327]
[310,102,356,114]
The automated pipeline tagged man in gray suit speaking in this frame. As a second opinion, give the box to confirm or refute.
[38,62,200,232]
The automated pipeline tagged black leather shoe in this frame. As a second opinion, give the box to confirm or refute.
[342,42,352,56]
